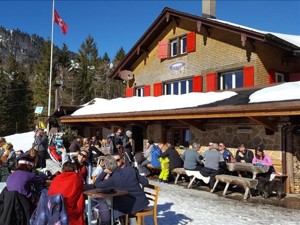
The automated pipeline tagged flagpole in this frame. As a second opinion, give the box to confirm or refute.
[47,0,55,133]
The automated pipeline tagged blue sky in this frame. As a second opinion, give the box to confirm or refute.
[1,1,300,60]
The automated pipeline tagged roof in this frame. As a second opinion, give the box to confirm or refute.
[59,83,300,127]
[110,7,300,79]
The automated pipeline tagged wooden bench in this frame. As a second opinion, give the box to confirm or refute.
[185,170,210,189]
[211,174,258,200]
[172,168,186,184]
[146,164,161,176]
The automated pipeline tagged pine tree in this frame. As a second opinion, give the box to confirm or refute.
[57,43,73,105]
[32,41,57,125]
[73,35,99,104]
[91,47,126,100]
[0,66,11,135]
[113,47,126,64]
[3,54,32,134]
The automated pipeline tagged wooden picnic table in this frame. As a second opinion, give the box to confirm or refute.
[227,162,270,179]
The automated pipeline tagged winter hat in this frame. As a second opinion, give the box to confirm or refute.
[126,130,132,137]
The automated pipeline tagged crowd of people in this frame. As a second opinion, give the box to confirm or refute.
[0,127,148,225]
[0,126,277,225]
[137,140,276,190]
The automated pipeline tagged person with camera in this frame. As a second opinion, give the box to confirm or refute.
[33,129,48,169]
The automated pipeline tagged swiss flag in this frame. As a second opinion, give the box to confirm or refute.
[54,9,68,35]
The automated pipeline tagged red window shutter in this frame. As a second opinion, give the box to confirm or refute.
[125,87,134,97]
[187,32,196,53]
[158,40,169,59]
[268,70,276,84]
[144,85,150,96]
[153,83,163,96]
[290,73,300,81]
[192,75,203,92]
[243,66,254,87]
[206,73,217,92]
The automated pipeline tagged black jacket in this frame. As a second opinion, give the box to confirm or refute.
[0,187,34,225]
[160,146,183,170]
[235,149,254,163]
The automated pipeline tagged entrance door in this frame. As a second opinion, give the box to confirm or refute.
[132,126,144,152]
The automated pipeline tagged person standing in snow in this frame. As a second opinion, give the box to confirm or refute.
[123,130,135,167]
[33,129,48,168]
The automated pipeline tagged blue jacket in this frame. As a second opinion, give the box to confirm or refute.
[30,192,69,225]
[94,166,149,215]
[151,145,161,167]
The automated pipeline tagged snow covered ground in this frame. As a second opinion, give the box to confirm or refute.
[148,180,300,225]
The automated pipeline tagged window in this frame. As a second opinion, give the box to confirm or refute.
[158,32,196,59]
[135,87,144,97]
[275,73,284,83]
[180,36,187,54]
[164,79,192,95]
[219,70,243,90]
[170,36,187,57]
[170,39,178,57]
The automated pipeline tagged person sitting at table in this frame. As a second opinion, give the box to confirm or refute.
[113,153,126,169]
[61,147,89,182]
[159,141,183,182]
[137,139,154,176]
[6,155,47,204]
[252,146,275,179]
[199,143,225,189]
[181,142,203,171]
[235,144,254,163]
[94,155,149,224]
[48,161,85,225]
[252,146,273,166]
[218,142,234,162]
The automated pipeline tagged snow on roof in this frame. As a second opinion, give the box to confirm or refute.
[72,91,237,116]
[209,18,300,48]
[73,82,300,116]
[249,81,300,103]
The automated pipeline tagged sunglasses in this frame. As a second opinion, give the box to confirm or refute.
[79,153,87,158]
[115,158,121,162]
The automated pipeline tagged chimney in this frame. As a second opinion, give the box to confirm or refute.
[202,0,216,18]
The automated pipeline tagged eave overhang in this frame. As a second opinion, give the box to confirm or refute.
[59,100,300,124]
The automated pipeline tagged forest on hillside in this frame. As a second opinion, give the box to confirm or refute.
[0,27,126,136]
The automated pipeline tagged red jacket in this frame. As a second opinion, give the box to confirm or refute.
[48,172,85,225]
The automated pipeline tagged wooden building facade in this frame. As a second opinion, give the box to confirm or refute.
[60,8,300,193]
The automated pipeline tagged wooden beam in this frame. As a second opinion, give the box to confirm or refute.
[177,119,206,131]
[130,121,148,128]
[248,117,278,132]
[89,122,111,130]
[107,121,127,130]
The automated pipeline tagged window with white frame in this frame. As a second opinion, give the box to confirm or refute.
[135,87,144,97]
[170,35,187,57]
[164,79,192,95]
[180,36,187,54]
[219,70,244,90]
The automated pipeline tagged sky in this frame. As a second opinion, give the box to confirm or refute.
[1,0,300,60]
